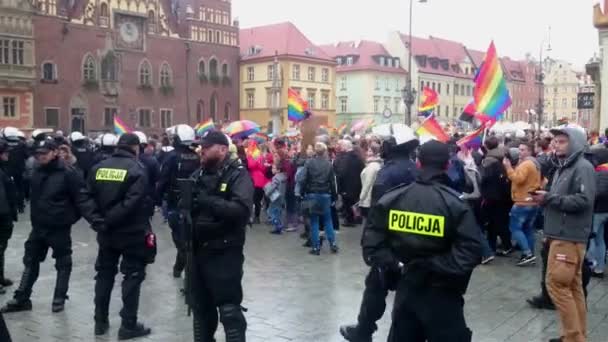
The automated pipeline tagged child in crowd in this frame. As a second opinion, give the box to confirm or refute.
[265,163,287,234]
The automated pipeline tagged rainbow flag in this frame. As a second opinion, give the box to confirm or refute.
[195,119,215,135]
[337,123,347,135]
[416,115,449,143]
[457,125,486,149]
[246,141,262,160]
[114,116,132,135]
[418,87,439,117]
[470,42,512,121]
[288,88,311,122]
[596,163,608,172]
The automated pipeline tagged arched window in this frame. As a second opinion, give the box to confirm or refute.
[209,58,218,77]
[101,51,117,81]
[82,55,96,81]
[208,29,213,43]
[224,102,230,122]
[215,31,220,44]
[42,62,56,81]
[210,93,217,121]
[139,60,151,86]
[148,10,155,33]
[160,63,172,87]
[198,59,206,75]
[99,3,109,26]
[221,63,228,77]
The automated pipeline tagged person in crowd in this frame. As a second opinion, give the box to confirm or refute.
[274,139,297,230]
[1,127,25,213]
[246,141,270,225]
[532,127,596,342]
[503,140,542,266]
[69,131,94,179]
[362,140,482,341]
[58,144,78,168]
[479,137,513,255]
[189,131,253,342]
[265,163,287,234]
[1,138,100,314]
[587,147,608,278]
[358,142,382,219]
[133,132,159,219]
[334,140,365,227]
[301,142,338,255]
[0,140,17,294]
[296,145,314,246]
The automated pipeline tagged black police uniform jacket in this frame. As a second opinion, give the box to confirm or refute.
[192,158,254,247]
[157,146,200,207]
[0,164,17,220]
[362,170,482,294]
[88,149,150,234]
[30,158,96,228]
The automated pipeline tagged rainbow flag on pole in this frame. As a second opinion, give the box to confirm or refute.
[288,88,311,122]
[457,125,486,149]
[416,115,449,143]
[195,119,215,135]
[470,41,512,121]
[114,116,132,135]
[418,87,439,117]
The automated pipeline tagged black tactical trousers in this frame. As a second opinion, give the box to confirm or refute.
[15,227,72,301]
[168,210,186,273]
[355,267,393,336]
[192,246,245,342]
[94,232,147,325]
[0,217,13,282]
[389,280,472,342]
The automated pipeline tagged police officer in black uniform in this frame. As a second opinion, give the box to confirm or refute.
[1,138,99,314]
[362,140,482,342]
[1,127,26,212]
[88,133,154,340]
[92,133,118,166]
[70,131,95,179]
[157,124,200,278]
[0,139,17,294]
[189,131,253,342]
[340,129,419,342]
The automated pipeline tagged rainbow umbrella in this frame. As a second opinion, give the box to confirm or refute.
[224,120,260,139]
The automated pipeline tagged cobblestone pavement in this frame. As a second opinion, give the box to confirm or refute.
[3,211,608,342]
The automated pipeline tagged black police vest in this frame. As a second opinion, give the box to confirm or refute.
[169,150,200,204]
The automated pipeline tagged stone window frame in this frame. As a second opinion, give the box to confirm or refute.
[160,108,173,128]
[1,96,19,119]
[221,60,229,77]
[208,56,219,78]
[197,57,206,76]
[44,106,60,127]
[138,58,153,86]
[137,107,153,128]
[40,60,58,82]
[159,62,172,87]
[82,53,97,82]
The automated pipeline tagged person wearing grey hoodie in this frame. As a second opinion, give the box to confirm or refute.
[532,127,596,342]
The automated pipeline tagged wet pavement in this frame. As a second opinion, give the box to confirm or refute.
[4,212,608,342]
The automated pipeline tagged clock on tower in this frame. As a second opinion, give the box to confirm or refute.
[114,13,145,51]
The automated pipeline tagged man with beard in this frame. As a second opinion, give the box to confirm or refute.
[188,131,253,342]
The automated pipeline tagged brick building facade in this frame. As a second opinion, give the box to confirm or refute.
[32,0,239,135]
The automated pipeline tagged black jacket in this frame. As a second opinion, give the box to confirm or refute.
[71,142,94,179]
[30,158,96,228]
[371,156,417,205]
[88,149,150,233]
[301,156,337,198]
[192,158,254,247]
[480,147,512,203]
[334,150,365,198]
[0,164,17,220]
[362,170,482,294]
[157,147,200,207]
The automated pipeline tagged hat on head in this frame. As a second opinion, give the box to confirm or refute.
[117,133,140,147]
[34,138,58,154]
[418,140,450,170]
[199,130,229,148]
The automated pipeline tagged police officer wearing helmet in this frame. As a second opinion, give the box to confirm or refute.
[92,133,118,166]
[1,138,100,314]
[88,133,154,340]
[189,130,253,342]
[340,124,419,342]
[133,131,159,217]
[1,127,26,212]
[69,131,94,179]
[362,140,482,342]
[157,124,200,278]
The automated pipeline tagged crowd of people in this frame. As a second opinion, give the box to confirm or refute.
[0,122,605,342]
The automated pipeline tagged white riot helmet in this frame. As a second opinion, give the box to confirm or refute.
[16,130,25,139]
[172,124,195,146]
[2,126,20,141]
[99,133,118,147]
[69,131,86,143]
[133,131,148,145]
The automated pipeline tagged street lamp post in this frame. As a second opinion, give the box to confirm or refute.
[536,28,551,137]
[403,0,426,126]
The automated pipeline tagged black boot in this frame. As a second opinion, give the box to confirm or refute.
[0,252,12,287]
[193,309,218,342]
[95,318,110,336]
[219,304,246,342]
[52,256,71,313]
[173,248,186,278]
[1,264,39,313]
[526,294,555,310]
[118,320,151,340]
[339,324,372,342]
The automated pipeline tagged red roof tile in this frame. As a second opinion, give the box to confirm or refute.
[319,40,407,74]
[399,34,470,79]
[239,22,334,63]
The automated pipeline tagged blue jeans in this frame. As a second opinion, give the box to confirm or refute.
[269,200,284,231]
[509,205,539,256]
[587,213,608,272]
[307,193,336,249]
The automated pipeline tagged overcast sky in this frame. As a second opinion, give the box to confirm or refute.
[233,0,598,70]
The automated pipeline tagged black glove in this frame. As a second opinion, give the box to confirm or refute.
[91,218,107,233]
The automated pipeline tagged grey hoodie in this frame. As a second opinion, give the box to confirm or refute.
[543,128,597,243]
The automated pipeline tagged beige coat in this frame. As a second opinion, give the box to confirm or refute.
[359,157,383,208]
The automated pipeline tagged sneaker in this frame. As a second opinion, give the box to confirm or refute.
[0,278,13,287]
[1,298,32,313]
[285,226,298,232]
[269,229,282,235]
[526,295,555,310]
[516,254,537,266]
[496,248,513,257]
[481,255,495,265]
[51,298,66,313]
[339,324,372,342]
[330,244,339,254]
[309,248,320,256]
[302,240,311,248]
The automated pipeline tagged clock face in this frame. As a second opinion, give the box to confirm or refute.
[119,21,140,43]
